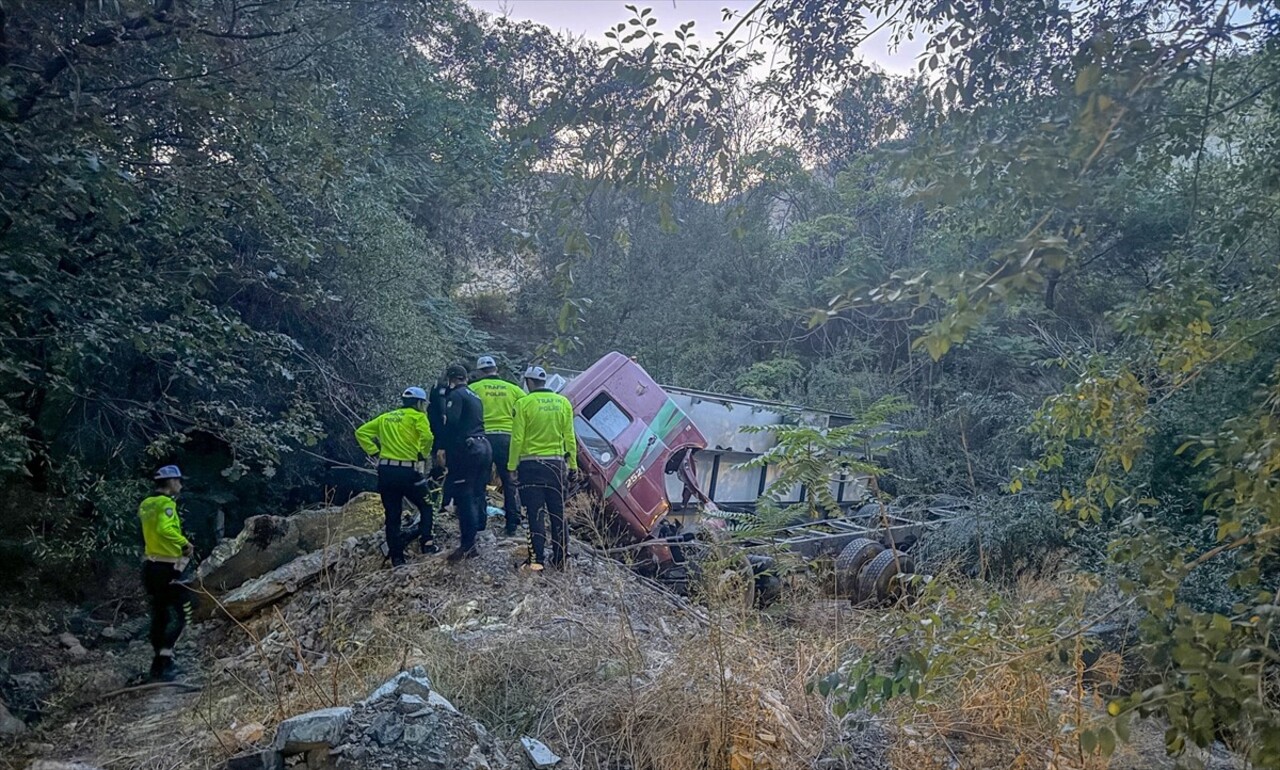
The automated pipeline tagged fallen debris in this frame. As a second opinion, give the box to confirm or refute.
[360,666,433,705]
[0,699,26,736]
[521,736,562,768]
[197,494,383,595]
[223,669,517,770]
[272,706,353,753]
[215,539,354,620]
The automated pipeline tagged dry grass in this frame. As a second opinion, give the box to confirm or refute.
[11,496,1185,770]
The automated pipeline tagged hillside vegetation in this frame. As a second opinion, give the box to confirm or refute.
[3,0,1280,767]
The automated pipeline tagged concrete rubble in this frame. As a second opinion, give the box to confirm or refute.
[227,669,517,770]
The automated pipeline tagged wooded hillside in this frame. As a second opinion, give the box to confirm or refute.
[3,0,1280,763]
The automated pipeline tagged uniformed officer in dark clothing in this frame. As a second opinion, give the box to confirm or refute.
[426,375,453,512]
[440,363,492,562]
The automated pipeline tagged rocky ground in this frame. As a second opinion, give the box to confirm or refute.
[0,494,1251,770]
[0,495,851,769]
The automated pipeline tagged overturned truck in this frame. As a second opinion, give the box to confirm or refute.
[552,352,926,605]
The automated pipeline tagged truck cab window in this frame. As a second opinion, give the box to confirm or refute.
[583,393,631,441]
[574,416,616,465]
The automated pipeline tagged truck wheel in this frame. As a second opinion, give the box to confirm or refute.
[748,554,782,608]
[856,549,915,605]
[835,538,883,599]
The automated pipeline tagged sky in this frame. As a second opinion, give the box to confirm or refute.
[465,0,923,76]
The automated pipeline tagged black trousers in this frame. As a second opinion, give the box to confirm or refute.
[486,432,521,529]
[519,458,567,566]
[449,436,492,551]
[377,464,433,560]
[143,561,192,656]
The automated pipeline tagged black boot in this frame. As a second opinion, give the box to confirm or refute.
[419,540,440,555]
[390,554,406,568]
[445,546,477,563]
[150,654,179,682]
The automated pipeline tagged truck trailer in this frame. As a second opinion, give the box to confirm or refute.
[551,352,925,604]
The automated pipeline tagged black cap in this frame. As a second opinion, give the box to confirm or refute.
[445,363,469,381]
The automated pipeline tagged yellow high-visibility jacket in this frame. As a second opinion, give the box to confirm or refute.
[139,494,189,560]
[471,375,525,434]
[355,408,433,462]
[509,390,577,471]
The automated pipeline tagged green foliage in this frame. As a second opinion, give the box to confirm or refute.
[0,0,518,588]
[740,396,914,519]
[517,0,1280,762]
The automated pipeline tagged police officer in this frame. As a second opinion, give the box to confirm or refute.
[426,374,453,513]
[139,465,194,681]
[509,366,578,570]
[440,363,492,562]
[355,387,436,567]
[470,355,526,537]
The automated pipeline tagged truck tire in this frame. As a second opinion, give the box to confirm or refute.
[748,554,782,608]
[856,549,915,605]
[834,538,883,599]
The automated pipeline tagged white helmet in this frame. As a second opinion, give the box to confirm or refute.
[476,355,496,369]
[523,365,548,382]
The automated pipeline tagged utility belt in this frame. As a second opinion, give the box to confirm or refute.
[378,459,418,468]
[145,555,190,571]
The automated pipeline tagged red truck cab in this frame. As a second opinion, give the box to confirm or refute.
[562,352,707,561]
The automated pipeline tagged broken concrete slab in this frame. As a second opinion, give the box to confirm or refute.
[520,736,561,768]
[271,706,352,754]
[197,493,383,595]
[217,546,344,620]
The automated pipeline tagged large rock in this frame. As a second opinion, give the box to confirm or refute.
[271,706,353,754]
[217,546,345,620]
[292,497,382,551]
[198,515,304,593]
[0,699,26,736]
[197,493,382,594]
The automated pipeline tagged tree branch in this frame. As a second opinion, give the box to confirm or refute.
[7,0,178,122]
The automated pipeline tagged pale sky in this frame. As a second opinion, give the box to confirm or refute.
[466,0,922,76]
